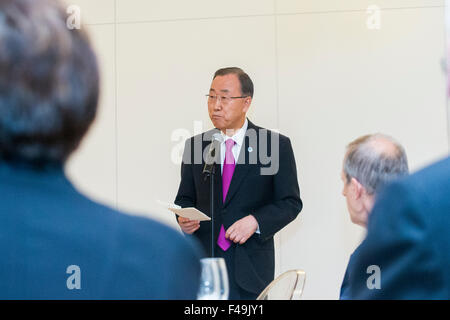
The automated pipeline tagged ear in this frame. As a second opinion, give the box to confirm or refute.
[350,177,363,199]
[242,97,252,113]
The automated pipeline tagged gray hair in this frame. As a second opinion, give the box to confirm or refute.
[343,134,409,195]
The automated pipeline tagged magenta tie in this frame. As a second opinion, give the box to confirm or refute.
[217,139,235,251]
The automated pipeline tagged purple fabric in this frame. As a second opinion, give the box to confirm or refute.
[218,139,235,251]
[217,225,231,251]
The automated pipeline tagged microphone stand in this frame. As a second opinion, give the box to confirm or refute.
[203,147,217,258]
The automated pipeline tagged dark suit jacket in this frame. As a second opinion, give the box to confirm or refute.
[175,119,302,294]
[345,156,450,299]
[0,162,202,299]
[339,247,361,299]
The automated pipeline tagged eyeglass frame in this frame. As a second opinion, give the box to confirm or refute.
[205,94,250,104]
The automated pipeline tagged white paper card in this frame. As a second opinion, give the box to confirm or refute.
[168,207,211,221]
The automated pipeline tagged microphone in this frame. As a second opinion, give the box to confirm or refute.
[203,132,223,177]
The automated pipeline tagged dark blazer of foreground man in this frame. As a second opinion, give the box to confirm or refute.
[346,156,450,299]
[0,0,201,299]
[175,68,303,299]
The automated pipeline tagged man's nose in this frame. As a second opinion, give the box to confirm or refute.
[213,98,222,110]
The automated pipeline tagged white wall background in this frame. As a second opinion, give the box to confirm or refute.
[64,0,449,299]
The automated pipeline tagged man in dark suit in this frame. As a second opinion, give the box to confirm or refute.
[175,67,303,299]
[338,134,409,299]
[344,156,450,299]
[342,24,450,300]
[0,0,201,299]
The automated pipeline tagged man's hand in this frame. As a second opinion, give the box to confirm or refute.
[178,216,200,234]
[226,215,259,245]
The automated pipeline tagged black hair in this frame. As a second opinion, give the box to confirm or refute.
[213,67,254,98]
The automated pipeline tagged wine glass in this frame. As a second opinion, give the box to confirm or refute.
[215,258,229,300]
[197,257,229,300]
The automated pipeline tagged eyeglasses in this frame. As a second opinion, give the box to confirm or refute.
[206,94,249,105]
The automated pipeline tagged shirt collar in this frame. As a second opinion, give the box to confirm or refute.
[221,118,248,147]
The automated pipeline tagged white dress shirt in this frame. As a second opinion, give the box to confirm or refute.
[219,118,248,174]
[218,119,260,233]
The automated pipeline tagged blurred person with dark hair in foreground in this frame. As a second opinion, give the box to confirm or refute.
[0,0,202,299]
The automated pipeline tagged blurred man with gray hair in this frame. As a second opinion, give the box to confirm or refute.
[344,44,450,298]
[339,133,409,299]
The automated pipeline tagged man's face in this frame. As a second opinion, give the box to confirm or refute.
[208,74,251,133]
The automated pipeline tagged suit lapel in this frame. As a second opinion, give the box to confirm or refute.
[222,120,258,207]
[214,163,223,207]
